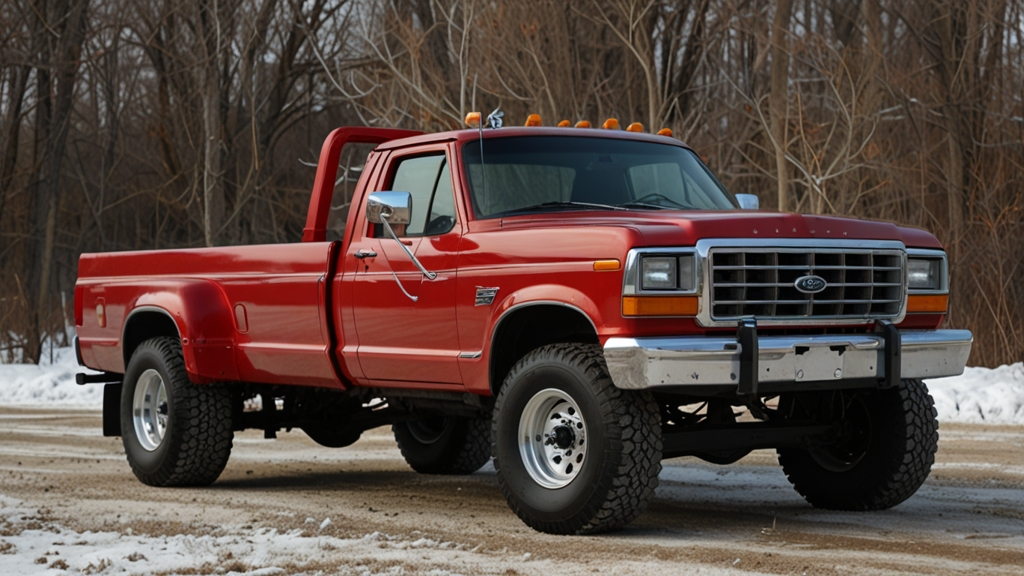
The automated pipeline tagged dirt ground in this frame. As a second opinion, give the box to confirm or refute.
[1,406,1022,575]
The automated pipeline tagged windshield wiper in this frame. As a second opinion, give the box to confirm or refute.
[618,202,667,210]
[496,201,627,216]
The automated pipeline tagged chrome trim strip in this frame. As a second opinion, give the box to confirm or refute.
[459,351,482,359]
[603,329,973,390]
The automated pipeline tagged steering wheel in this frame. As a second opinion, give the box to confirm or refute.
[425,215,455,236]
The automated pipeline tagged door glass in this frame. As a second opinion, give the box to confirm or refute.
[385,153,457,237]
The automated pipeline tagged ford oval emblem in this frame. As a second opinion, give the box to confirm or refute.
[794,275,827,294]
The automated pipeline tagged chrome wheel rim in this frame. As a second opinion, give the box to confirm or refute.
[519,388,588,489]
[133,369,169,451]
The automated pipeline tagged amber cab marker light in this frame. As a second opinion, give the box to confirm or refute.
[626,122,644,133]
[622,295,699,317]
[525,113,543,127]
[907,294,948,313]
[557,119,571,127]
[575,120,591,128]
[593,259,621,271]
[465,111,481,128]
[603,118,620,130]
[657,128,674,137]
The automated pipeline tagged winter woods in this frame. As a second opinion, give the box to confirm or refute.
[1,0,1021,366]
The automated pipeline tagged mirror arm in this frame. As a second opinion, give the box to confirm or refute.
[381,215,438,281]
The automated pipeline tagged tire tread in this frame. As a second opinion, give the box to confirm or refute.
[492,343,662,535]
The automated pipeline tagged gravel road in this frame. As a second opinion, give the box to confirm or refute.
[1,406,1022,575]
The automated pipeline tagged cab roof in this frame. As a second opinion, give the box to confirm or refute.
[375,126,693,152]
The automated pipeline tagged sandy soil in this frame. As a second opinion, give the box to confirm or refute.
[1,406,1022,575]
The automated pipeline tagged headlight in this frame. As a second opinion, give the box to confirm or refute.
[639,255,695,291]
[908,258,942,290]
[641,257,676,290]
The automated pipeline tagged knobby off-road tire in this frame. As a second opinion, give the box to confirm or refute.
[492,343,662,535]
[777,378,938,510]
[393,417,491,475]
[121,337,234,486]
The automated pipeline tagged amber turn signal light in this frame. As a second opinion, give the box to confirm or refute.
[593,259,621,271]
[525,113,543,127]
[622,295,698,317]
[907,294,948,313]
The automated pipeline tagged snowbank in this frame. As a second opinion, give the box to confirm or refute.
[0,346,102,407]
[926,363,1024,425]
[1,347,1022,425]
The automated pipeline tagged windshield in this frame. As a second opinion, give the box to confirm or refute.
[462,136,737,218]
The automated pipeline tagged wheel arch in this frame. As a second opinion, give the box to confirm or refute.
[488,301,600,396]
[122,307,181,368]
[120,279,238,383]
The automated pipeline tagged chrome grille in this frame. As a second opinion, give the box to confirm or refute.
[710,248,904,321]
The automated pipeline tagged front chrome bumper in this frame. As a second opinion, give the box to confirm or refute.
[603,329,973,391]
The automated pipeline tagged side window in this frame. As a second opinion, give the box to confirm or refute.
[425,161,456,235]
[380,153,457,237]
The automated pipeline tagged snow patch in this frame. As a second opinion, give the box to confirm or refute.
[0,495,479,575]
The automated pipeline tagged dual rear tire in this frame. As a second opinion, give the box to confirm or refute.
[121,337,233,486]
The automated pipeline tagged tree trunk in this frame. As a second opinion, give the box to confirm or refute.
[23,0,90,363]
[200,0,224,247]
[770,0,794,212]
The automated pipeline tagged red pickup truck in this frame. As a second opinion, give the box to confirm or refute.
[74,123,972,535]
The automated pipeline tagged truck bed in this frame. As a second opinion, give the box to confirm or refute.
[75,242,345,388]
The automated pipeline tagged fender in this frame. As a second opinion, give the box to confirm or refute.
[489,284,603,336]
[125,279,239,383]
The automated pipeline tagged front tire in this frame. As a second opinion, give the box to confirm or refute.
[121,337,234,486]
[492,344,662,535]
[777,379,938,510]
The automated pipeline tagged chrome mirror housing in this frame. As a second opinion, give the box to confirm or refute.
[366,191,412,225]
[736,194,759,210]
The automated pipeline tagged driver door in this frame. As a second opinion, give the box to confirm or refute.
[349,146,463,385]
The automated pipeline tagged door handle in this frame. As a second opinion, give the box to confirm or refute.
[354,250,377,259]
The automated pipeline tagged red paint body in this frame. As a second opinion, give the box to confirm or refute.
[75,127,946,396]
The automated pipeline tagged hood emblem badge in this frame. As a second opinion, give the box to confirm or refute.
[794,275,827,294]
[475,287,499,306]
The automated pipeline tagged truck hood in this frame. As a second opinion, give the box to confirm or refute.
[506,210,943,249]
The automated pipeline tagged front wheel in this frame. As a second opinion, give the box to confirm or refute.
[777,379,938,510]
[121,337,234,486]
[493,344,662,535]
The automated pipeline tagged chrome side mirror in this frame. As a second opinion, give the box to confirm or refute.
[364,191,436,294]
[736,194,759,210]
[366,191,412,225]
